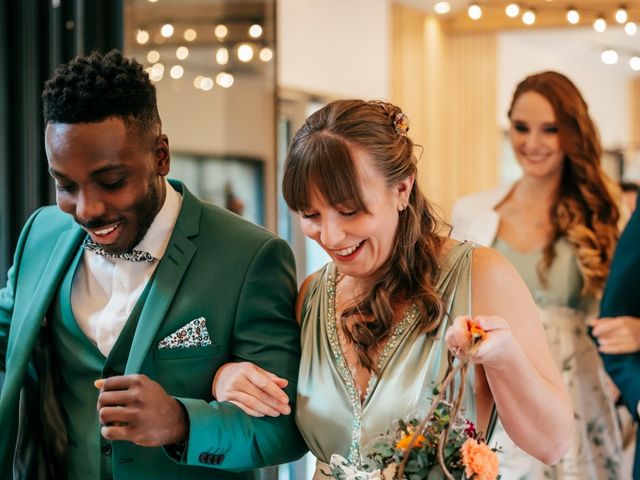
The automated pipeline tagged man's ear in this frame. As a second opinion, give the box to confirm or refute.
[156,133,170,176]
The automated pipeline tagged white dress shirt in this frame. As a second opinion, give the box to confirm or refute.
[71,180,182,357]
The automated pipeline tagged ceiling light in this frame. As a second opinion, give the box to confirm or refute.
[214,24,228,39]
[237,43,254,62]
[259,47,273,62]
[615,6,628,24]
[601,49,618,65]
[169,65,184,79]
[433,2,451,15]
[249,24,263,38]
[216,47,229,65]
[149,63,164,82]
[566,8,579,25]
[136,29,149,44]
[468,3,482,20]
[594,17,606,33]
[160,23,174,38]
[200,77,214,91]
[625,22,638,36]
[147,50,160,63]
[176,46,189,60]
[184,28,197,42]
[522,9,536,25]
[505,4,519,18]
[216,72,234,89]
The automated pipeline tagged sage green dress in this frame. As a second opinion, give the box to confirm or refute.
[295,242,478,477]
[491,237,623,480]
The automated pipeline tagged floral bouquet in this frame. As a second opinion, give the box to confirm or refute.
[330,321,500,480]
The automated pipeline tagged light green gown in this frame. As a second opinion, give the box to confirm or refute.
[491,237,623,480]
[295,242,480,476]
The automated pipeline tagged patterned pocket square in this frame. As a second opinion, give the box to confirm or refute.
[158,317,212,349]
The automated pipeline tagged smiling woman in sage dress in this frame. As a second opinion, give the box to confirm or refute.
[212,99,572,478]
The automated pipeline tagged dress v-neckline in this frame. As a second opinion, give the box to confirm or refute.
[324,263,420,463]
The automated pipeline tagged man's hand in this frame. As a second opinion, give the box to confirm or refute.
[96,374,188,447]
[590,316,640,354]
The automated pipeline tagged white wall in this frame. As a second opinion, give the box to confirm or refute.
[498,28,633,150]
[278,0,390,99]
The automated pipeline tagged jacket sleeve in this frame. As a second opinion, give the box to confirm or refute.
[0,209,43,377]
[175,236,307,469]
[599,205,640,421]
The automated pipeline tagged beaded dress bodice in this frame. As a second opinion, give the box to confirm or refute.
[294,242,477,466]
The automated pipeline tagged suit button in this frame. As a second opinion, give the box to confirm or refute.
[214,454,224,465]
[199,453,207,463]
[101,445,112,455]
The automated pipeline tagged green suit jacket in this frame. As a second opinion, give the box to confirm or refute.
[0,181,307,479]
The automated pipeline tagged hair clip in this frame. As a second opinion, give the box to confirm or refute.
[394,112,409,136]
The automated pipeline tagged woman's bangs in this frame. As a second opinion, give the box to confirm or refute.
[284,133,367,212]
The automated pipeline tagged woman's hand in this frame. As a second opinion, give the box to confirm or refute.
[212,362,291,417]
[445,315,518,368]
[590,316,640,354]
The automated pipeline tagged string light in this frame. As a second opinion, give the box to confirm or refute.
[601,49,618,65]
[176,46,189,60]
[183,28,197,42]
[434,2,451,15]
[214,24,228,39]
[615,6,628,24]
[216,47,229,65]
[505,4,520,18]
[566,8,579,25]
[630,56,640,71]
[160,23,174,38]
[248,24,263,38]
[169,65,184,79]
[468,3,482,20]
[136,29,149,44]
[146,50,160,63]
[626,22,638,36]
[522,9,536,26]
[594,16,606,33]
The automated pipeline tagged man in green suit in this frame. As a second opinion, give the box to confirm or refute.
[0,50,306,479]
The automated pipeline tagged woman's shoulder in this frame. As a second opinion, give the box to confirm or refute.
[295,263,333,323]
[452,185,512,219]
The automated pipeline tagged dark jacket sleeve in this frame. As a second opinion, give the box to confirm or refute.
[599,202,640,421]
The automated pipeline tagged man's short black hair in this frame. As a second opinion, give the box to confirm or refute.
[42,49,160,134]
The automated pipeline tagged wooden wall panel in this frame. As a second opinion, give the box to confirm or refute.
[391,2,500,220]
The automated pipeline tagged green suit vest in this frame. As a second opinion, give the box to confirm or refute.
[49,249,153,479]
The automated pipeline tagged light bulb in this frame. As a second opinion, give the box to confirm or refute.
[214,24,228,39]
[566,9,579,25]
[249,24,263,38]
[184,28,197,42]
[594,17,606,33]
[237,43,254,62]
[169,65,184,79]
[161,23,174,38]
[630,56,640,71]
[147,50,160,63]
[434,2,451,15]
[505,4,519,18]
[601,49,618,65]
[468,3,482,20]
[522,10,536,25]
[625,22,638,36]
[136,29,149,44]
[176,46,189,60]
[615,7,628,24]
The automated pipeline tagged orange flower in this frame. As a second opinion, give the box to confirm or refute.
[466,319,487,342]
[461,438,499,480]
[395,432,426,451]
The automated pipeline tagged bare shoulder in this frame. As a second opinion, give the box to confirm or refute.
[295,273,316,325]
[470,246,535,317]
[471,245,520,284]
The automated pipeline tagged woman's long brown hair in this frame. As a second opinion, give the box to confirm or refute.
[282,99,445,371]
[509,71,619,295]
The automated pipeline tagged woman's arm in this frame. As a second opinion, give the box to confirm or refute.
[210,274,315,416]
[446,246,572,464]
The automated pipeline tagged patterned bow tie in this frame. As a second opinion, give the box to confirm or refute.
[82,237,155,263]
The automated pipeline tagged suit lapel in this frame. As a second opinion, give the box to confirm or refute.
[125,183,200,374]
[4,225,84,388]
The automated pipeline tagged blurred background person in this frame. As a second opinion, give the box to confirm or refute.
[452,71,624,479]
